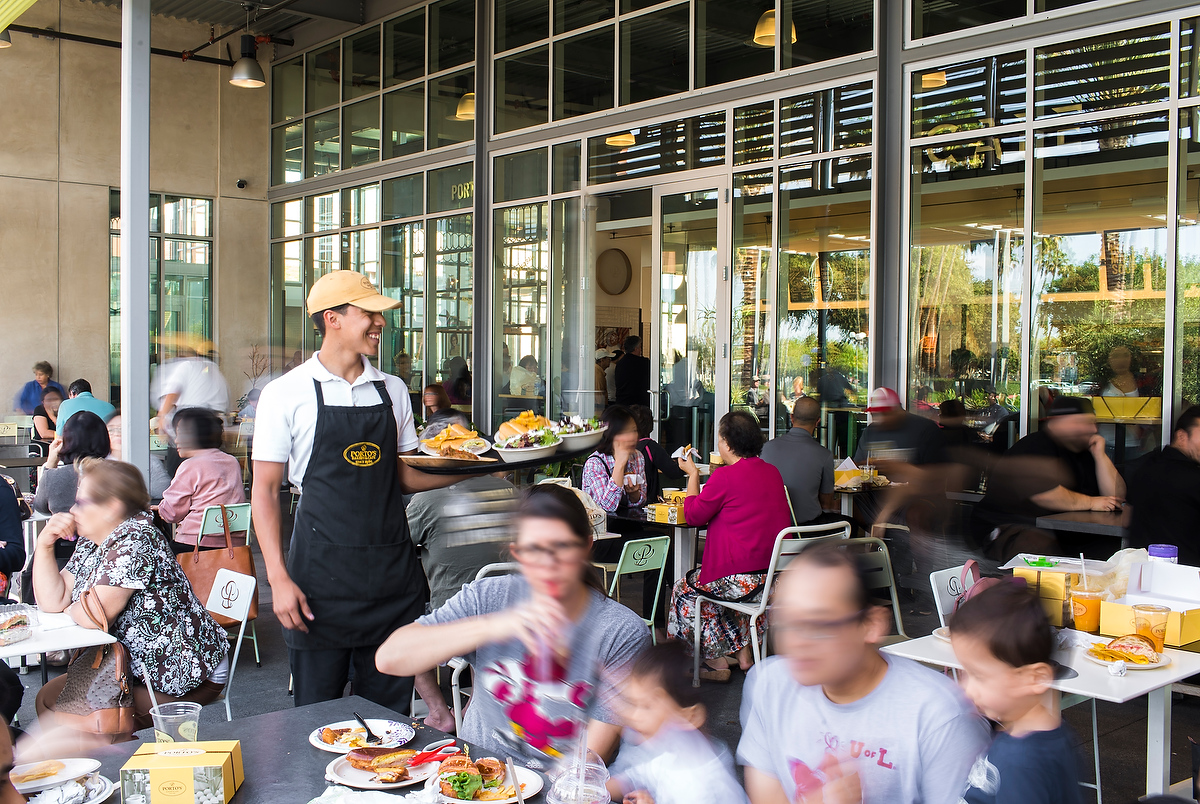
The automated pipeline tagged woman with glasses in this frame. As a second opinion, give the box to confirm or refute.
[32,459,229,739]
[377,484,650,764]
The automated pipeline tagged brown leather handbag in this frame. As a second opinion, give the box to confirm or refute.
[54,589,136,736]
[177,505,258,627]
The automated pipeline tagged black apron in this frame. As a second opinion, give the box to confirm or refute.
[286,379,423,650]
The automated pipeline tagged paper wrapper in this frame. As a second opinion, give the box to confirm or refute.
[671,446,701,462]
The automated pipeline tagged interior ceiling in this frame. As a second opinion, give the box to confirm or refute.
[86,0,364,37]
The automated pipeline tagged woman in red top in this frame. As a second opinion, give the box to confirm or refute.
[667,410,791,682]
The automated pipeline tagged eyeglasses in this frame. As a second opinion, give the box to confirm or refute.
[511,541,585,565]
[770,609,867,641]
[73,496,97,509]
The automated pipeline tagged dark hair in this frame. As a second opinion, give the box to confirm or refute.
[939,399,966,418]
[791,396,820,425]
[516,485,606,594]
[950,580,1051,668]
[596,405,636,456]
[790,541,873,613]
[173,407,225,451]
[33,361,53,377]
[630,641,703,711]
[1047,395,1094,417]
[423,384,451,412]
[718,410,764,458]
[622,335,641,353]
[59,411,112,465]
[67,379,92,396]
[629,405,654,439]
[310,303,350,337]
[40,386,63,403]
[1174,405,1200,437]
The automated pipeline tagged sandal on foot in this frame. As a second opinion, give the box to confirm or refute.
[699,664,732,683]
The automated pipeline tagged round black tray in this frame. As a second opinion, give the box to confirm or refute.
[404,442,596,475]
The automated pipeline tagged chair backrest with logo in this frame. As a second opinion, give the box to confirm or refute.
[204,568,255,625]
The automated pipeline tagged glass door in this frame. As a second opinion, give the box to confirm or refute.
[654,179,730,457]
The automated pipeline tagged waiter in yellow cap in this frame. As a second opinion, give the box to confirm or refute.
[251,270,465,710]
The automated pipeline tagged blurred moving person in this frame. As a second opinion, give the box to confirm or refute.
[13,361,64,416]
[630,404,684,506]
[1126,406,1200,565]
[761,397,840,527]
[738,542,988,804]
[155,347,230,476]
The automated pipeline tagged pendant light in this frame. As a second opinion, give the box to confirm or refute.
[453,92,475,121]
[921,71,947,89]
[230,34,266,87]
[0,29,11,48]
[752,10,796,48]
[605,131,636,148]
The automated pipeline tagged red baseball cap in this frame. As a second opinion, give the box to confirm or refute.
[865,387,902,413]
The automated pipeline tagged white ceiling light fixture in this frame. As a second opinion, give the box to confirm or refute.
[752,10,796,48]
[921,71,947,88]
[453,92,475,121]
[0,29,11,48]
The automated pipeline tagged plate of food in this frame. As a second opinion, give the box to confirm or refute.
[493,428,562,463]
[496,411,553,442]
[308,720,416,754]
[26,773,113,804]
[325,747,436,791]
[12,760,102,795]
[425,756,543,803]
[421,424,491,457]
[933,626,951,643]
[1083,634,1171,670]
[553,416,607,451]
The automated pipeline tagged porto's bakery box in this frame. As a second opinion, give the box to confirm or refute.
[121,741,243,804]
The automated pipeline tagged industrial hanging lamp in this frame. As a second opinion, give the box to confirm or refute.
[605,131,636,148]
[229,5,265,88]
[921,71,947,89]
[453,92,475,121]
[0,29,10,48]
[752,10,796,48]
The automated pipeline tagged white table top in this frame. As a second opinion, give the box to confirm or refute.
[883,634,1200,704]
[0,611,117,660]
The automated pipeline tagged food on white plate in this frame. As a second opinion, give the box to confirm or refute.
[461,438,489,452]
[12,761,64,785]
[438,756,483,800]
[474,758,505,785]
[374,767,411,784]
[346,746,418,772]
[1087,633,1160,665]
[439,445,482,461]
[496,411,552,442]
[495,428,561,451]
[422,423,480,452]
[554,416,603,435]
[320,727,351,745]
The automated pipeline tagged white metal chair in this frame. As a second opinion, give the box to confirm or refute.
[197,504,260,666]
[691,522,850,687]
[202,568,257,721]
[448,562,521,732]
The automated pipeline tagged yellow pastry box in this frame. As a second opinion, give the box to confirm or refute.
[120,741,244,804]
[646,503,686,525]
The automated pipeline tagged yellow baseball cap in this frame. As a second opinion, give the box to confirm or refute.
[306,270,400,315]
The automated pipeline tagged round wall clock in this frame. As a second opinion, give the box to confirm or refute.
[596,248,632,295]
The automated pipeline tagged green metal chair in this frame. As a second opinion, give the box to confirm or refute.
[606,536,671,644]
[197,503,260,666]
[783,487,799,526]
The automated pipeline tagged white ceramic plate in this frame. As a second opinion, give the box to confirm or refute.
[420,439,491,457]
[933,626,951,643]
[13,759,102,795]
[1083,651,1172,671]
[424,764,544,804]
[325,756,438,790]
[308,720,416,754]
[493,440,563,464]
[555,428,605,451]
[27,773,115,804]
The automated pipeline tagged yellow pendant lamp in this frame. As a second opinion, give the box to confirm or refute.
[921,71,948,89]
[453,92,475,121]
[605,131,636,148]
[752,9,796,48]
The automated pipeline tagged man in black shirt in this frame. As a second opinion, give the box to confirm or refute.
[1126,406,1200,564]
[614,335,651,407]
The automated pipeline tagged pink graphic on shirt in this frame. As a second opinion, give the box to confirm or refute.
[482,656,592,758]
[787,736,897,800]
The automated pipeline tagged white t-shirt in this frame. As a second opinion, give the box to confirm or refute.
[252,353,419,490]
[738,655,989,804]
[157,357,230,413]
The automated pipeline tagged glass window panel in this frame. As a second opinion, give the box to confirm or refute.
[1178,109,1200,414]
[620,4,689,105]
[496,46,549,133]
[1184,18,1200,99]
[309,234,340,277]
[912,0,1023,39]
[271,199,303,239]
[780,81,872,159]
[271,122,303,185]
[306,42,341,112]
[342,97,381,168]
[308,192,340,232]
[385,9,426,87]
[912,52,1025,138]
[342,228,381,285]
[305,111,340,178]
[108,192,159,232]
[777,158,871,456]
[342,184,381,227]
[551,197,588,419]
[588,111,726,184]
[496,0,548,53]
[383,84,425,159]
[428,162,475,213]
[495,148,548,203]
[1031,114,1168,465]
[1035,26,1170,121]
[343,26,382,101]
[731,171,773,429]
[383,174,424,220]
[163,197,211,237]
[272,55,304,123]
[781,0,872,67]
[620,0,660,11]
[552,141,581,193]
[555,0,612,34]
[429,70,475,149]
[161,239,212,341]
[734,102,773,165]
[382,221,427,407]
[909,133,1024,448]
[272,240,306,369]
[553,27,614,120]
[429,0,475,74]
[695,0,773,89]
[494,203,550,427]
[431,214,474,417]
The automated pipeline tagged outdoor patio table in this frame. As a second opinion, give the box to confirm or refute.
[882,634,1200,795]
[608,510,701,579]
[82,695,547,803]
[1034,509,1129,548]
[0,610,117,685]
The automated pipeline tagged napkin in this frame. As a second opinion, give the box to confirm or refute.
[834,458,859,487]
[1054,628,1100,652]
[671,446,701,462]
[310,785,443,804]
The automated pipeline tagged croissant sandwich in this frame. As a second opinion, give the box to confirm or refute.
[346,746,417,771]
[439,756,483,800]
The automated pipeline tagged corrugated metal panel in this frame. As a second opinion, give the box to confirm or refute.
[1,0,41,30]
[87,0,309,35]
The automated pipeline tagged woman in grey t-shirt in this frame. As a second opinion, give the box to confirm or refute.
[377,484,650,765]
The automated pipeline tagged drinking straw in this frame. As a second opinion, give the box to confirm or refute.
[1079,552,1089,592]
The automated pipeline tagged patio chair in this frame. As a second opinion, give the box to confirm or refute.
[202,568,257,721]
[842,537,908,643]
[605,536,671,644]
[197,504,260,667]
[782,487,799,527]
[691,522,850,687]
[449,562,521,733]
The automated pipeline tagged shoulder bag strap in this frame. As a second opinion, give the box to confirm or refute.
[220,504,236,557]
[78,588,111,633]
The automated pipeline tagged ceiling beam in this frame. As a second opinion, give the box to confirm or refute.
[284,0,363,24]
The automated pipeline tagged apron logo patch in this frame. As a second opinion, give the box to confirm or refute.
[343,441,382,467]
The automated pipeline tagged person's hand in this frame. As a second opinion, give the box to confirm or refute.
[45,436,63,468]
[272,575,315,633]
[1089,495,1123,512]
[613,441,633,467]
[818,756,862,804]
[37,513,76,550]
[492,594,569,655]
[623,476,643,497]
[1088,434,1108,457]
[677,453,699,476]
[623,791,655,804]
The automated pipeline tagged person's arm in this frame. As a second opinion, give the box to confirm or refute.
[32,412,53,440]
[582,455,625,513]
[157,393,179,435]
[1089,434,1126,499]
[156,463,194,524]
[677,454,703,498]
[743,767,790,804]
[251,460,314,633]
[1030,485,1121,512]
[587,721,622,764]
[396,458,474,494]
[31,515,77,613]
[69,584,135,630]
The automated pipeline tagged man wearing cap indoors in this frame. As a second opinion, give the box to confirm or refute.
[251,270,468,716]
[853,388,946,468]
[594,349,614,412]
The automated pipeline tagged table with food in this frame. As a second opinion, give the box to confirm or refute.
[404,412,608,474]
[0,605,117,684]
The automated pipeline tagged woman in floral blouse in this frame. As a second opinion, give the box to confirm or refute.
[33,459,229,736]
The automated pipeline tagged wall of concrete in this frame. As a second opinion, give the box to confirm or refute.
[0,0,270,411]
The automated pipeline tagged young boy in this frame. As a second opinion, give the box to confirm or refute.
[950,582,1084,804]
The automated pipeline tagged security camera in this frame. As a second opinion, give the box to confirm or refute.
[236,179,247,189]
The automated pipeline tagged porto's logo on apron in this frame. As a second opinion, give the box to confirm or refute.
[343,441,382,467]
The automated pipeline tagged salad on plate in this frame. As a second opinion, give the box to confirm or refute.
[495,428,561,450]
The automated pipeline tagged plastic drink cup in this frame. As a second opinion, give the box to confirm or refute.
[1132,603,1170,652]
[150,702,202,747]
[1070,589,1102,634]
[547,763,609,804]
